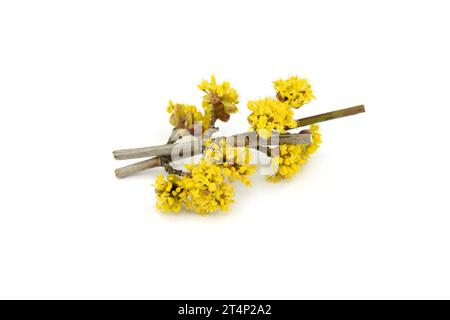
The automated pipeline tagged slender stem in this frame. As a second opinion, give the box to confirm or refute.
[115,141,204,179]
[115,157,162,178]
[162,162,191,177]
[113,133,311,160]
[166,128,178,144]
[113,105,364,161]
[114,144,178,160]
[114,133,309,178]
[293,105,365,128]
[161,128,188,176]
[113,105,365,178]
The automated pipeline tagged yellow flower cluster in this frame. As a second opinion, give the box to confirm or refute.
[247,98,297,139]
[303,124,322,158]
[203,139,256,186]
[155,174,187,212]
[221,162,255,186]
[267,124,322,182]
[183,160,235,214]
[167,100,209,131]
[273,76,315,108]
[198,75,239,122]
[154,160,235,215]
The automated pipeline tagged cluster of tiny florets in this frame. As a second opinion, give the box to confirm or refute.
[303,124,322,157]
[198,75,239,122]
[204,139,256,186]
[183,160,235,214]
[273,76,315,108]
[247,98,297,139]
[247,76,315,139]
[167,100,209,132]
[155,174,187,212]
[267,124,322,182]
[154,162,234,215]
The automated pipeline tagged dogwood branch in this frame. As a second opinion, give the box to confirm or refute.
[113,132,311,160]
[113,105,364,161]
[113,104,365,178]
[113,132,310,178]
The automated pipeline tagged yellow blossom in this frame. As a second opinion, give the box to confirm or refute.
[183,160,235,214]
[247,98,297,139]
[198,75,239,122]
[154,174,187,212]
[166,100,209,132]
[273,76,315,108]
[303,124,322,158]
[221,162,255,186]
[267,144,306,182]
[267,124,322,182]
[203,139,256,186]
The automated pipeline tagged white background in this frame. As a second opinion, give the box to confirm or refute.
[1,0,449,299]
